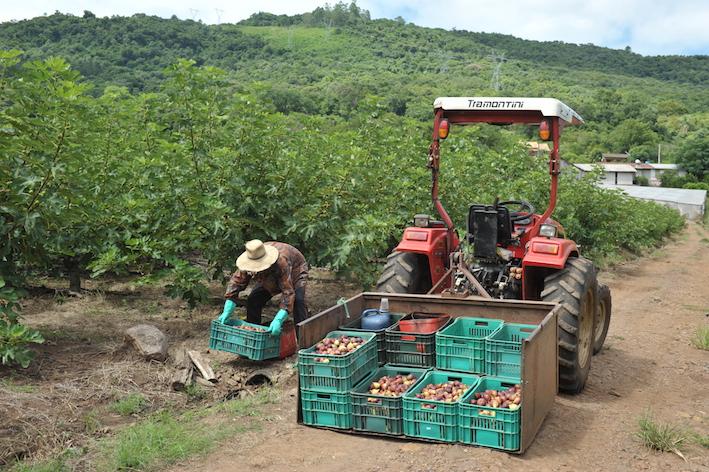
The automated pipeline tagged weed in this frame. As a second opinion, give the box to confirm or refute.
[636,412,688,459]
[691,432,709,448]
[110,393,147,416]
[611,335,625,341]
[83,410,102,433]
[184,383,206,401]
[691,325,709,351]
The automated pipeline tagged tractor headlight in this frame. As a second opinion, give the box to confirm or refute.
[413,214,430,228]
[539,224,558,238]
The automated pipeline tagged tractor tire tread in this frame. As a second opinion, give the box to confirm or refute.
[542,256,597,394]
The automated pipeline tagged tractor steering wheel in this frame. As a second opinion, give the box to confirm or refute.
[498,200,536,223]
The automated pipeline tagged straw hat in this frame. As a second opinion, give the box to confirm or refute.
[236,240,279,272]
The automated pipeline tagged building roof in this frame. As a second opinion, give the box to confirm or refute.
[631,163,681,170]
[602,185,707,206]
[526,141,551,152]
[650,163,680,170]
[601,153,630,162]
[574,163,637,173]
[433,97,584,125]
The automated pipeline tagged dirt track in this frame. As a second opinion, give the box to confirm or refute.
[2,225,707,471]
[172,224,709,472]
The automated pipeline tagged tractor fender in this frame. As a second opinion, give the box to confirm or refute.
[522,236,579,270]
[395,227,454,286]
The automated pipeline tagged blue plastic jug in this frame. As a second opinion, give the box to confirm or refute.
[360,308,392,331]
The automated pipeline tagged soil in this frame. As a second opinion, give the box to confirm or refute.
[2,226,708,471]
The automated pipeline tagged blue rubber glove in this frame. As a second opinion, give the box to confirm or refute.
[268,309,288,336]
[218,299,237,324]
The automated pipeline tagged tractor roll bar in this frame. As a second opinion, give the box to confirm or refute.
[429,109,563,248]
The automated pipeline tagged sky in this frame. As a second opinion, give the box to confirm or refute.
[1,1,708,56]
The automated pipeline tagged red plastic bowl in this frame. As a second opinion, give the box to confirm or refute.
[398,313,451,334]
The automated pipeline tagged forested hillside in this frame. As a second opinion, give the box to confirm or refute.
[0,3,701,365]
[1,6,707,164]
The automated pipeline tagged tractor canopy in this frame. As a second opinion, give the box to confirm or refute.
[433,97,584,126]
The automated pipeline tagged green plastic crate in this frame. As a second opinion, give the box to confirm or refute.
[385,317,451,367]
[458,377,522,451]
[350,365,429,435]
[340,313,406,365]
[402,370,480,442]
[209,319,279,360]
[436,317,504,373]
[298,330,378,392]
[301,389,352,429]
[484,323,537,378]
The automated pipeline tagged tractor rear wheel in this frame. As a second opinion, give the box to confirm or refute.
[375,251,430,294]
[541,257,597,394]
[593,283,612,355]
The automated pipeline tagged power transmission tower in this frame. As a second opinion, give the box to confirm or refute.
[215,8,224,24]
[189,8,200,20]
[439,51,452,74]
[287,26,294,49]
[488,52,506,91]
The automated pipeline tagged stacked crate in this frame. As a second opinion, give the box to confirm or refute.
[298,330,378,429]
[299,313,539,452]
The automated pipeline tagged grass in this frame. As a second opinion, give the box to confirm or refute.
[83,409,103,433]
[13,387,279,471]
[636,413,688,459]
[101,388,278,470]
[104,410,233,470]
[0,378,38,393]
[184,383,206,401]
[10,448,80,472]
[692,432,709,449]
[11,457,69,472]
[691,325,709,350]
[109,393,147,416]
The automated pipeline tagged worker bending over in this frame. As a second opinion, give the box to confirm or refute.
[218,240,308,335]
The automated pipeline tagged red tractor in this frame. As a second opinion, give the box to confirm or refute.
[376,97,612,393]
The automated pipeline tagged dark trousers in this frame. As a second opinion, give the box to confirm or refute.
[246,285,307,326]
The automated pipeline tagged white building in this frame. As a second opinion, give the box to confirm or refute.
[603,185,706,220]
[573,163,637,186]
[632,163,686,187]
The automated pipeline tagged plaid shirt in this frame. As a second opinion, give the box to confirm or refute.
[225,242,308,312]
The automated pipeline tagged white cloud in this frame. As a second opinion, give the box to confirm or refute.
[1,0,707,56]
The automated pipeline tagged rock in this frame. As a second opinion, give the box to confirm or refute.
[125,324,168,361]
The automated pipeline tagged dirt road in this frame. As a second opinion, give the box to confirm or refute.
[172,224,709,472]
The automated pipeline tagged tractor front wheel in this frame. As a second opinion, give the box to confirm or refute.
[375,251,430,294]
[541,257,597,394]
[593,284,612,355]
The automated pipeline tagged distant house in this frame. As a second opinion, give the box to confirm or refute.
[573,163,637,185]
[526,141,550,156]
[601,152,630,163]
[631,163,685,186]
